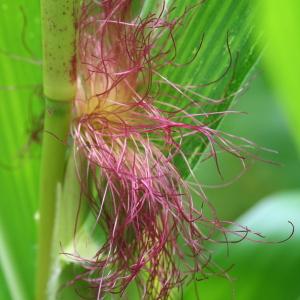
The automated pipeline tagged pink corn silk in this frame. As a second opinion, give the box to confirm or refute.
[71,1,253,299]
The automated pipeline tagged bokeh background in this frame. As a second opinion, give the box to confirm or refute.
[0,1,299,299]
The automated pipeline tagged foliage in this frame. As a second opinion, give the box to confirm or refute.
[1,0,298,299]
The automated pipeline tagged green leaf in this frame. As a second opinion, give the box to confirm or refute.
[0,226,27,300]
[183,191,300,299]
[259,0,300,152]
[0,1,42,299]
[150,0,263,176]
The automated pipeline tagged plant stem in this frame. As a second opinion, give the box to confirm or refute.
[36,100,71,300]
[41,0,77,101]
[36,0,77,299]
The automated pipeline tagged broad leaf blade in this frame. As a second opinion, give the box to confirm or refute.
[148,0,263,176]
[0,1,42,299]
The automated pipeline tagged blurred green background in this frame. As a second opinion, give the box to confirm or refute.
[197,68,300,220]
[187,66,300,299]
[1,0,300,299]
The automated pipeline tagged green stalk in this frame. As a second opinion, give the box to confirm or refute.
[41,0,77,101]
[36,0,77,299]
[36,101,71,300]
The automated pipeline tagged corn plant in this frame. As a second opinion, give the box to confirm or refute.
[0,1,299,300]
